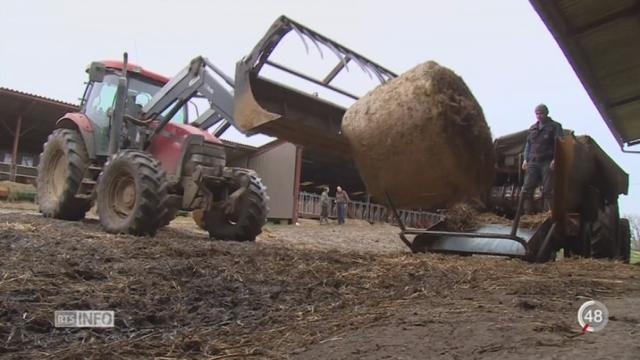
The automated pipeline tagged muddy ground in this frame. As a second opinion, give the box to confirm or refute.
[0,209,639,359]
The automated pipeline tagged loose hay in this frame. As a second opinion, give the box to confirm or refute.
[442,203,551,232]
[0,212,638,359]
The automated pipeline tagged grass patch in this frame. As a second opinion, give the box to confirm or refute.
[631,250,640,265]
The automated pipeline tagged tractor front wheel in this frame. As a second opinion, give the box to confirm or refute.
[96,150,168,236]
[37,129,92,220]
[203,168,268,241]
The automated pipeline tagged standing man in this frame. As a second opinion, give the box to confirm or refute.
[335,186,350,225]
[521,104,564,213]
[319,186,330,224]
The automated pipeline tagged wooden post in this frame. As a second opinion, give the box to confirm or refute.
[366,194,371,222]
[292,145,303,224]
[9,115,22,182]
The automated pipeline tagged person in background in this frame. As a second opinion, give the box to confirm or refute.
[335,186,350,225]
[319,186,330,224]
[521,103,564,213]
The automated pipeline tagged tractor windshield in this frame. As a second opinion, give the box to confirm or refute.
[85,73,186,126]
[128,76,186,124]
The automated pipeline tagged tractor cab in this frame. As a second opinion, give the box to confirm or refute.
[80,60,188,157]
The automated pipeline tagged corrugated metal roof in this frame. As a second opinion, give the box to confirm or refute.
[0,87,78,109]
[530,0,640,150]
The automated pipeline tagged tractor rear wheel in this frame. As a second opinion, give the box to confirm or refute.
[590,204,618,259]
[96,150,168,236]
[203,168,268,241]
[37,129,92,220]
[618,218,631,263]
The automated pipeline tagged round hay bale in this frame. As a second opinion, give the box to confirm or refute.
[342,61,495,209]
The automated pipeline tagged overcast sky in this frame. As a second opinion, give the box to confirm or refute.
[1,0,638,214]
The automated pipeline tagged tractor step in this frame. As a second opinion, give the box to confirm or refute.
[75,164,102,199]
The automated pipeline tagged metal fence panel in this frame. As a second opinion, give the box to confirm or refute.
[297,191,443,228]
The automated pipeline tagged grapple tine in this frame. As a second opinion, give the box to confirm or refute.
[319,40,350,73]
[341,55,351,72]
[290,25,310,54]
[292,24,325,59]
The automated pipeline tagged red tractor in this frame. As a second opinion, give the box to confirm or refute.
[37,54,268,240]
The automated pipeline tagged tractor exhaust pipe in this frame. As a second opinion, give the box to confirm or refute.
[109,52,129,155]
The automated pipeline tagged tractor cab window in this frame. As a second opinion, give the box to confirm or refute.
[127,77,186,124]
[85,74,119,128]
[84,73,187,129]
[163,105,186,124]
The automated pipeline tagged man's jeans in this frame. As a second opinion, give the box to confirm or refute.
[521,160,552,213]
[337,203,347,225]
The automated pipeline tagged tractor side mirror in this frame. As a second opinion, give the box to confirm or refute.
[88,62,106,83]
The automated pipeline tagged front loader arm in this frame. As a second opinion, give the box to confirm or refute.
[140,56,236,138]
